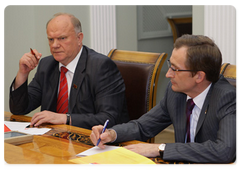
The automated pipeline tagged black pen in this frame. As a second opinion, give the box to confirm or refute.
[25,124,37,128]
[30,48,38,60]
[25,124,32,128]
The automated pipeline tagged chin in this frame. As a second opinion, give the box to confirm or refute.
[171,84,180,92]
[53,55,64,61]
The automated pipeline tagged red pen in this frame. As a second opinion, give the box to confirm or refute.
[30,48,38,60]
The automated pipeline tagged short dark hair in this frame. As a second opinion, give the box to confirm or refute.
[174,34,222,83]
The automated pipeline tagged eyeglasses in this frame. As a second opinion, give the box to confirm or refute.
[167,60,196,72]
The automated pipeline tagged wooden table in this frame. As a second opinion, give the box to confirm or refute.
[5,113,91,163]
[4,112,173,164]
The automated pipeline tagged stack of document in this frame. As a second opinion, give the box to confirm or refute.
[70,146,155,164]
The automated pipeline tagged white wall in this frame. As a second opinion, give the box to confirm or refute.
[116,6,138,51]
[192,6,204,35]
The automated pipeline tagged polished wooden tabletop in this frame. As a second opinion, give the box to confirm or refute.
[5,112,92,163]
[4,112,173,164]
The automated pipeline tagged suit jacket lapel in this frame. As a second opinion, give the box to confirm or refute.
[195,84,214,139]
[68,46,87,113]
[46,61,59,111]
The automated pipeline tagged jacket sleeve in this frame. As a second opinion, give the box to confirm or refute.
[9,61,43,115]
[9,79,29,114]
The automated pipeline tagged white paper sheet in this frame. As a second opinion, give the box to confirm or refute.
[4,121,51,135]
[76,145,119,157]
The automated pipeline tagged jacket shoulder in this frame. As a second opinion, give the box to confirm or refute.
[83,46,116,67]
[37,55,58,70]
[212,75,236,94]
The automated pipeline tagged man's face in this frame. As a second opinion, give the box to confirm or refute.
[47,15,83,66]
[166,46,197,95]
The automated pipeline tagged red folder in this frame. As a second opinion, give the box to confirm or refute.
[4,124,11,132]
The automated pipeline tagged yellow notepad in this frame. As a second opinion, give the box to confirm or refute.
[70,147,155,164]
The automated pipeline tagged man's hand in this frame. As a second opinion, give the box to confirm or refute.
[30,110,67,127]
[14,49,42,89]
[124,143,160,157]
[90,125,117,149]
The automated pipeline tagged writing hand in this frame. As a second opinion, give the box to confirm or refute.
[90,125,116,149]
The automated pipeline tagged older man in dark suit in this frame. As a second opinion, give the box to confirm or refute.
[9,13,129,129]
[90,35,236,163]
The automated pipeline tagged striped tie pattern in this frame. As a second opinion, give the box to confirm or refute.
[186,99,195,143]
[57,66,68,114]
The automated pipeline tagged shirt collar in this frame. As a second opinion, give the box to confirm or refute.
[187,83,212,110]
[59,46,83,74]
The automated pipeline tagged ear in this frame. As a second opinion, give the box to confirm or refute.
[77,32,84,45]
[195,71,206,83]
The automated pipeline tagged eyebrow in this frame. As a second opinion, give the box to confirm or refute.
[169,59,179,68]
[48,35,67,38]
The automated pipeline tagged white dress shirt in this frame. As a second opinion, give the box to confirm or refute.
[58,47,83,98]
[186,83,212,142]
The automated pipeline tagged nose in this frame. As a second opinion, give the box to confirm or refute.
[52,39,60,48]
[166,68,174,78]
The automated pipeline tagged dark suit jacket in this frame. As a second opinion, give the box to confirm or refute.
[112,75,236,163]
[10,46,129,129]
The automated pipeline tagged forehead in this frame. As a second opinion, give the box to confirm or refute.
[170,46,188,68]
[47,15,74,37]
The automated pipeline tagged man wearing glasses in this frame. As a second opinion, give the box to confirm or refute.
[90,34,236,163]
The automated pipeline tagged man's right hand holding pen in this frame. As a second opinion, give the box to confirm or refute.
[91,125,164,158]
[14,48,42,90]
[90,125,117,149]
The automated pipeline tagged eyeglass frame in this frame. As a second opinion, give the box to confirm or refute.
[167,60,198,72]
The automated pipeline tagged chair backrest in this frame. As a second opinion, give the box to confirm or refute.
[108,49,167,120]
[167,17,192,42]
[220,63,236,87]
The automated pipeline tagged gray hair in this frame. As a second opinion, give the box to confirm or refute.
[46,13,82,33]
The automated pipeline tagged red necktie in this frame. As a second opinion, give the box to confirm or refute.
[57,66,68,113]
[186,99,195,142]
